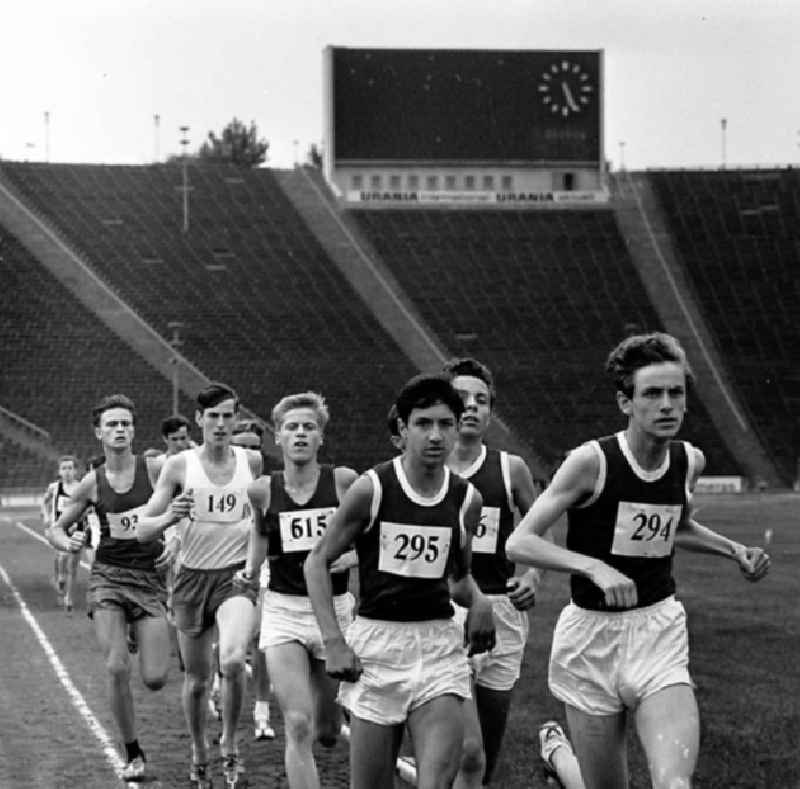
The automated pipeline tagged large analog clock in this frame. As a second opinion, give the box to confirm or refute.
[537,60,595,118]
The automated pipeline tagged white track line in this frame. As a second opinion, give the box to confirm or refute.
[0,561,125,780]
[13,519,92,571]
[340,723,417,785]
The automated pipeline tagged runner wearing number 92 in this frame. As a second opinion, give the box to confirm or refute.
[47,393,169,783]
[304,373,496,789]
[505,333,771,789]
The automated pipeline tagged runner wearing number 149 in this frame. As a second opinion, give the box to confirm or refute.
[238,392,357,789]
[136,382,263,788]
[47,394,170,782]
[505,333,771,789]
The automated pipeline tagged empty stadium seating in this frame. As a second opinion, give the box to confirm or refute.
[650,169,800,483]
[0,163,417,472]
[351,208,740,474]
[0,228,196,474]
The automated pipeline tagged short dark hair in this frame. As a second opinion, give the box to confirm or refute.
[233,419,264,438]
[161,414,191,437]
[606,332,693,398]
[57,455,78,466]
[442,356,496,406]
[196,382,239,412]
[92,394,136,427]
[386,404,401,439]
[395,373,464,425]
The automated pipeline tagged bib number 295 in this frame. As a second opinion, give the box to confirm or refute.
[393,533,439,563]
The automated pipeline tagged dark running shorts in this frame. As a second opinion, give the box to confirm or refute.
[87,562,167,623]
[172,563,257,637]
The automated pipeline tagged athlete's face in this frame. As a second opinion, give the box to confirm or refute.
[196,398,237,447]
[58,460,76,483]
[452,374,492,438]
[400,402,458,469]
[231,431,262,451]
[276,408,322,464]
[618,362,687,440]
[95,408,135,453]
[164,426,190,455]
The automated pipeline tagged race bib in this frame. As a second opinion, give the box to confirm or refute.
[194,488,249,523]
[378,522,451,579]
[472,506,500,554]
[611,501,681,558]
[279,507,336,553]
[107,505,147,540]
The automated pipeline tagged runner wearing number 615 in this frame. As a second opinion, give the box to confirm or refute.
[237,391,358,789]
[505,333,770,789]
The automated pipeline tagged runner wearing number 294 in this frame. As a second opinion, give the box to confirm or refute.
[506,333,771,789]
[237,392,357,789]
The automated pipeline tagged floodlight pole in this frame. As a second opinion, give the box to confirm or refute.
[44,111,50,162]
[618,140,626,171]
[720,118,728,169]
[168,321,184,415]
[179,125,190,232]
[154,114,161,163]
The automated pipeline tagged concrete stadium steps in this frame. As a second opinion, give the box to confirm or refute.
[649,169,800,485]
[0,162,416,471]
[0,229,196,466]
[350,208,740,475]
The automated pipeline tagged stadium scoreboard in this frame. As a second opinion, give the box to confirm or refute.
[323,46,605,204]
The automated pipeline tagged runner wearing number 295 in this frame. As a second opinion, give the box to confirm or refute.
[305,373,496,789]
[238,392,357,789]
[506,333,770,789]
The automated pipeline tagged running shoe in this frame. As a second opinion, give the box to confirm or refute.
[122,754,146,781]
[221,752,246,788]
[538,720,571,786]
[189,762,212,788]
[254,717,275,741]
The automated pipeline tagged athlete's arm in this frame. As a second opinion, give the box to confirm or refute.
[41,482,56,527]
[505,444,638,609]
[304,473,373,682]
[329,466,360,573]
[246,449,264,480]
[507,454,543,610]
[48,473,95,553]
[450,488,496,656]
[675,447,769,580]
[136,455,192,542]
[243,477,271,580]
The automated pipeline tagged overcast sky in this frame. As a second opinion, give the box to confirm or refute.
[2,0,799,170]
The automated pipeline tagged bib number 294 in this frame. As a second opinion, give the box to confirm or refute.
[611,502,681,558]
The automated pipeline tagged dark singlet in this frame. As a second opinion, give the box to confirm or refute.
[53,480,87,533]
[460,447,516,594]
[94,455,162,571]
[356,456,472,622]
[263,465,348,596]
[567,433,690,611]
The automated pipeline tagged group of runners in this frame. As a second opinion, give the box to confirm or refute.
[44,332,770,789]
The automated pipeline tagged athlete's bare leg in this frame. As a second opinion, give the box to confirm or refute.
[266,642,320,789]
[93,608,136,742]
[408,694,465,789]
[216,595,254,756]
[179,627,216,766]
[635,684,698,789]
[565,705,628,789]
[348,715,404,789]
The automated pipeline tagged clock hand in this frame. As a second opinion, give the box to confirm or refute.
[561,82,579,111]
